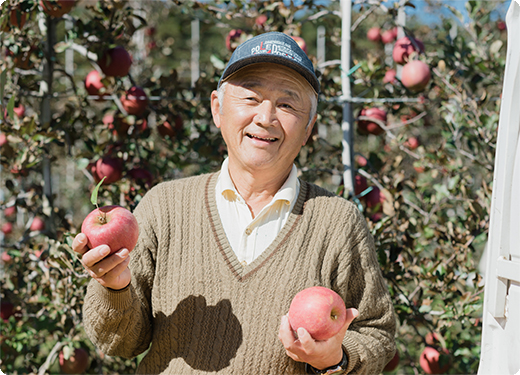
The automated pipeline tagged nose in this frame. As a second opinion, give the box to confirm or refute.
[253,100,277,127]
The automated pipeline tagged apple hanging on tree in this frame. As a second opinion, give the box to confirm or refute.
[357,107,387,136]
[59,347,90,374]
[367,27,381,42]
[93,155,124,185]
[84,70,106,98]
[226,29,244,52]
[98,46,132,77]
[381,27,398,44]
[120,86,148,116]
[392,36,425,65]
[288,286,347,341]
[383,350,400,372]
[30,216,46,232]
[2,7,27,31]
[401,60,431,92]
[383,69,397,85]
[291,36,307,54]
[40,0,76,18]
[419,346,451,374]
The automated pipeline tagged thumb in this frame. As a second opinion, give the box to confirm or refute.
[347,307,359,323]
[339,308,359,336]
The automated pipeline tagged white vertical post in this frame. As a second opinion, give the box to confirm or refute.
[191,19,200,88]
[340,0,354,197]
[396,3,406,79]
[317,25,327,139]
[65,20,74,76]
[317,25,326,66]
[478,2,520,374]
[40,14,55,226]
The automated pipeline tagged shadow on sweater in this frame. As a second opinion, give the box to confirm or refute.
[155,295,243,372]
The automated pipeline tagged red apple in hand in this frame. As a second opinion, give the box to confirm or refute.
[288,286,347,341]
[81,205,139,254]
[59,348,90,374]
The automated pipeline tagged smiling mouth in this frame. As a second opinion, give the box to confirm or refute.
[247,133,278,142]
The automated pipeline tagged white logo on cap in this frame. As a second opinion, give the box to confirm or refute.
[250,40,303,62]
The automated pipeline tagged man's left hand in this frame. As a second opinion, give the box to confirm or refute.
[278,308,358,370]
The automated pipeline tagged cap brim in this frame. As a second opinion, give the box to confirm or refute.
[219,55,320,95]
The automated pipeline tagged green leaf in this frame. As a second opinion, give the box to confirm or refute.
[6,96,15,119]
[91,177,106,206]
[210,54,226,70]
[0,69,6,105]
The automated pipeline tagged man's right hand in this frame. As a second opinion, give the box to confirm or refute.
[73,233,131,290]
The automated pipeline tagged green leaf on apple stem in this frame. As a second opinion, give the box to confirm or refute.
[91,176,106,207]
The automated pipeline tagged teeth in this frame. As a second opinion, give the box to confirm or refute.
[248,134,277,141]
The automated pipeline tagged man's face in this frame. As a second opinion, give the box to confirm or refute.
[211,63,316,177]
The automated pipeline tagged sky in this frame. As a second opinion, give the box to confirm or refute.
[403,0,512,25]
[311,0,512,25]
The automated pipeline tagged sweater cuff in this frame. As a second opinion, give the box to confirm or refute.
[87,279,134,311]
[342,336,361,374]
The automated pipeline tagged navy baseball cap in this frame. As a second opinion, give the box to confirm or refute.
[218,31,320,95]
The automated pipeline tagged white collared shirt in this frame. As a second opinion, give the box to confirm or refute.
[215,158,300,265]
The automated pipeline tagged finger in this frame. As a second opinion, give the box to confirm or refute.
[72,233,89,255]
[92,257,131,290]
[89,248,129,278]
[279,315,297,346]
[297,327,315,348]
[337,308,359,338]
[346,308,359,325]
[81,244,111,268]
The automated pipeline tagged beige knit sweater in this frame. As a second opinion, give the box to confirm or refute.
[83,172,396,374]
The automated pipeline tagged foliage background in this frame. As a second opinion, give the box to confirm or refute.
[0,0,508,373]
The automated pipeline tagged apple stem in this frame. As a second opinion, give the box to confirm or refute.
[96,207,107,224]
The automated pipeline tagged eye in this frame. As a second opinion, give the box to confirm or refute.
[280,103,295,110]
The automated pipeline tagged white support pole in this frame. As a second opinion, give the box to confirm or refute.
[317,25,326,66]
[396,2,406,80]
[340,0,354,197]
[40,14,55,226]
[191,19,200,88]
[478,2,520,374]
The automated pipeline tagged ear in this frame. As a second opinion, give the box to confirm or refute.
[302,113,318,146]
[211,90,222,129]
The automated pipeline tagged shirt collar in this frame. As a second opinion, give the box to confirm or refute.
[216,158,299,205]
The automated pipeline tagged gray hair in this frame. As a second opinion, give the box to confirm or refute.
[217,81,318,129]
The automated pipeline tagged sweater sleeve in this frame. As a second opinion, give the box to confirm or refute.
[336,204,397,374]
[82,186,159,359]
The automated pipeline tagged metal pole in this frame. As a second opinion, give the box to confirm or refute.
[191,19,200,88]
[317,25,326,66]
[40,14,55,229]
[396,3,406,79]
[340,0,354,197]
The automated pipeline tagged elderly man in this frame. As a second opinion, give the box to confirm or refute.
[73,32,396,374]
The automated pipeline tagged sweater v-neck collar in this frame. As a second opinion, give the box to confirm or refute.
[205,172,308,282]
